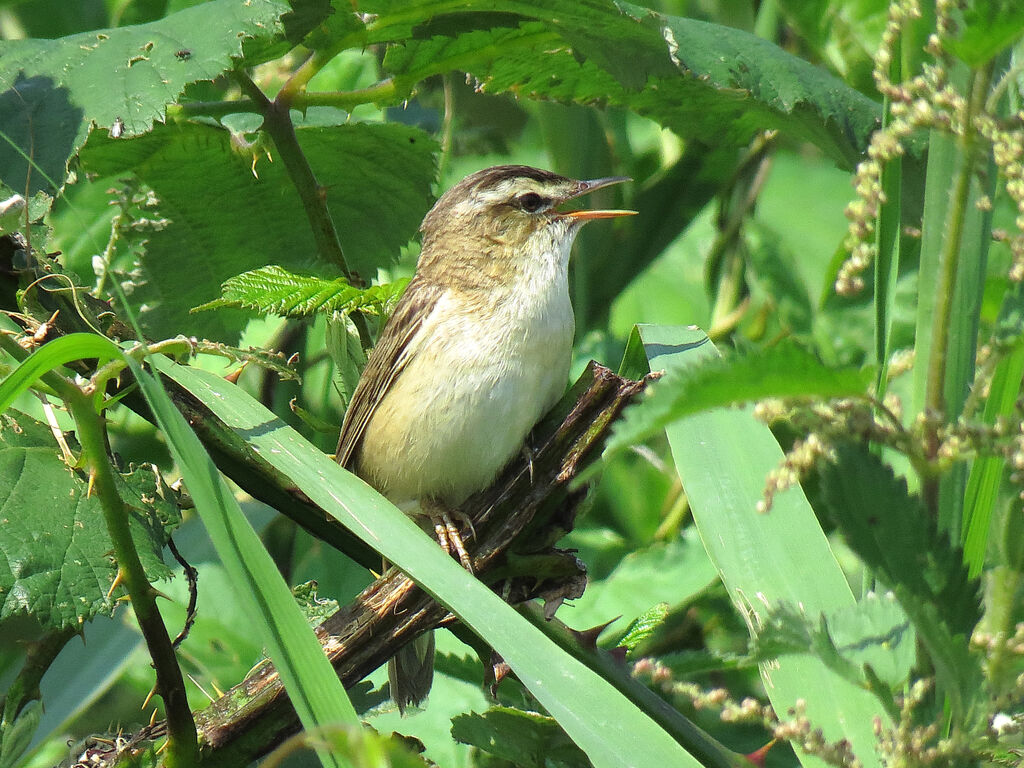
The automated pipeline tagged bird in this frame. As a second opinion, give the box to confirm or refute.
[335,164,634,712]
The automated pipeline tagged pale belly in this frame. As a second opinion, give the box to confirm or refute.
[355,290,573,506]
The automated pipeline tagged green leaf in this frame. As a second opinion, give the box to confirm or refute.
[79,121,435,341]
[191,265,408,318]
[564,533,718,635]
[751,593,914,692]
[149,353,711,768]
[326,312,368,410]
[607,331,873,457]
[0,0,290,195]
[630,324,890,768]
[946,0,1024,66]
[0,410,177,630]
[0,699,40,768]
[617,603,669,655]
[818,442,984,723]
[292,581,340,628]
[376,1,880,167]
[451,707,589,768]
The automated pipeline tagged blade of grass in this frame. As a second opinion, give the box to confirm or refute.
[962,342,1024,577]
[123,354,358,768]
[0,333,118,412]
[147,352,741,768]
[630,324,890,768]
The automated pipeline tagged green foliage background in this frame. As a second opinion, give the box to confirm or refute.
[0,0,1022,767]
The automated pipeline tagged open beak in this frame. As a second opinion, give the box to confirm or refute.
[561,175,637,221]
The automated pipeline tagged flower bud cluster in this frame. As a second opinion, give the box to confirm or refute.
[773,700,861,767]
[874,678,976,767]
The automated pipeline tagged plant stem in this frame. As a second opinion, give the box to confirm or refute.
[234,70,372,348]
[921,65,992,509]
[0,333,199,767]
[165,80,398,121]
[65,387,199,767]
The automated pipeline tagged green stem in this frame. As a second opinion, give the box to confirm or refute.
[234,71,371,348]
[922,65,993,507]
[165,80,398,121]
[65,388,199,767]
[0,334,198,767]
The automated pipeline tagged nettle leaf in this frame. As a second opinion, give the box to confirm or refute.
[0,0,290,195]
[451,707,589,768]
[818,444,984,722]
[192,265,408,318]
[946,0,1024,66]
[607,335,873,455]
[751,593,914,692]
[0,410,180,631]
[616,602,668,655]
[375,1,879,167]
[79,121,436,342]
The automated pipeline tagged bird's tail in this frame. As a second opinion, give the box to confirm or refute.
[388,630,435,715]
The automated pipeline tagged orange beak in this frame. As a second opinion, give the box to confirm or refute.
[559,175,636,221]
[564,208,638,220]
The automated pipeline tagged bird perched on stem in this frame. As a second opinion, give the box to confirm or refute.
[335,164,635,712]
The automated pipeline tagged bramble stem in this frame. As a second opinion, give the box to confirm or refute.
[0,334,198,767]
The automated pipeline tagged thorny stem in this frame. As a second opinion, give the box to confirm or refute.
[165,80,398,121]
[922,64,994,511]
[0,334,199,767]
[233,71,372,348]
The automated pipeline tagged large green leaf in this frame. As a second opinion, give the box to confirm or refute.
[629,325,889,768]
[0,409,178,630]
[148,352,713,768]
[375,2,880,167]
[0,0,290,195]
[79,121,436,341]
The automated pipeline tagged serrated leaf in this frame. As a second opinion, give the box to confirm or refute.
[818,443,984,723]
[616,602,668,655]
[0,411,179,630]
[79,121,435,341]
[607,334,873,457]
[375,1,879,167]
[291,580,340,628]
[192,265,408,319]
[0,0,290,195]
[451,707,589,768]
[751,594,914,691]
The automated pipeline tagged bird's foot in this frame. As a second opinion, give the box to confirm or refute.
[427,505,474,573]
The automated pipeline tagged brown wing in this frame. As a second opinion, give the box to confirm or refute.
[335,277,441,468]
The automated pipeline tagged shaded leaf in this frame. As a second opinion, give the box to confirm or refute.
[0,0,290,195]
[819,443,984,722]
[451,707,589,768]
[751,593,914,691]
[79,121,435,341]
[946,0,1024,66]
[0,410,178,630]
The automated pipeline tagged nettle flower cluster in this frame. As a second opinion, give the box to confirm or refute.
[836,0,1024,294]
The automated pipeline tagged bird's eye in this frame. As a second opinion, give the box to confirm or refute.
[517,192,546,213]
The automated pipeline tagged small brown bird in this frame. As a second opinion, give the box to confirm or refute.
[336,164,634,711]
